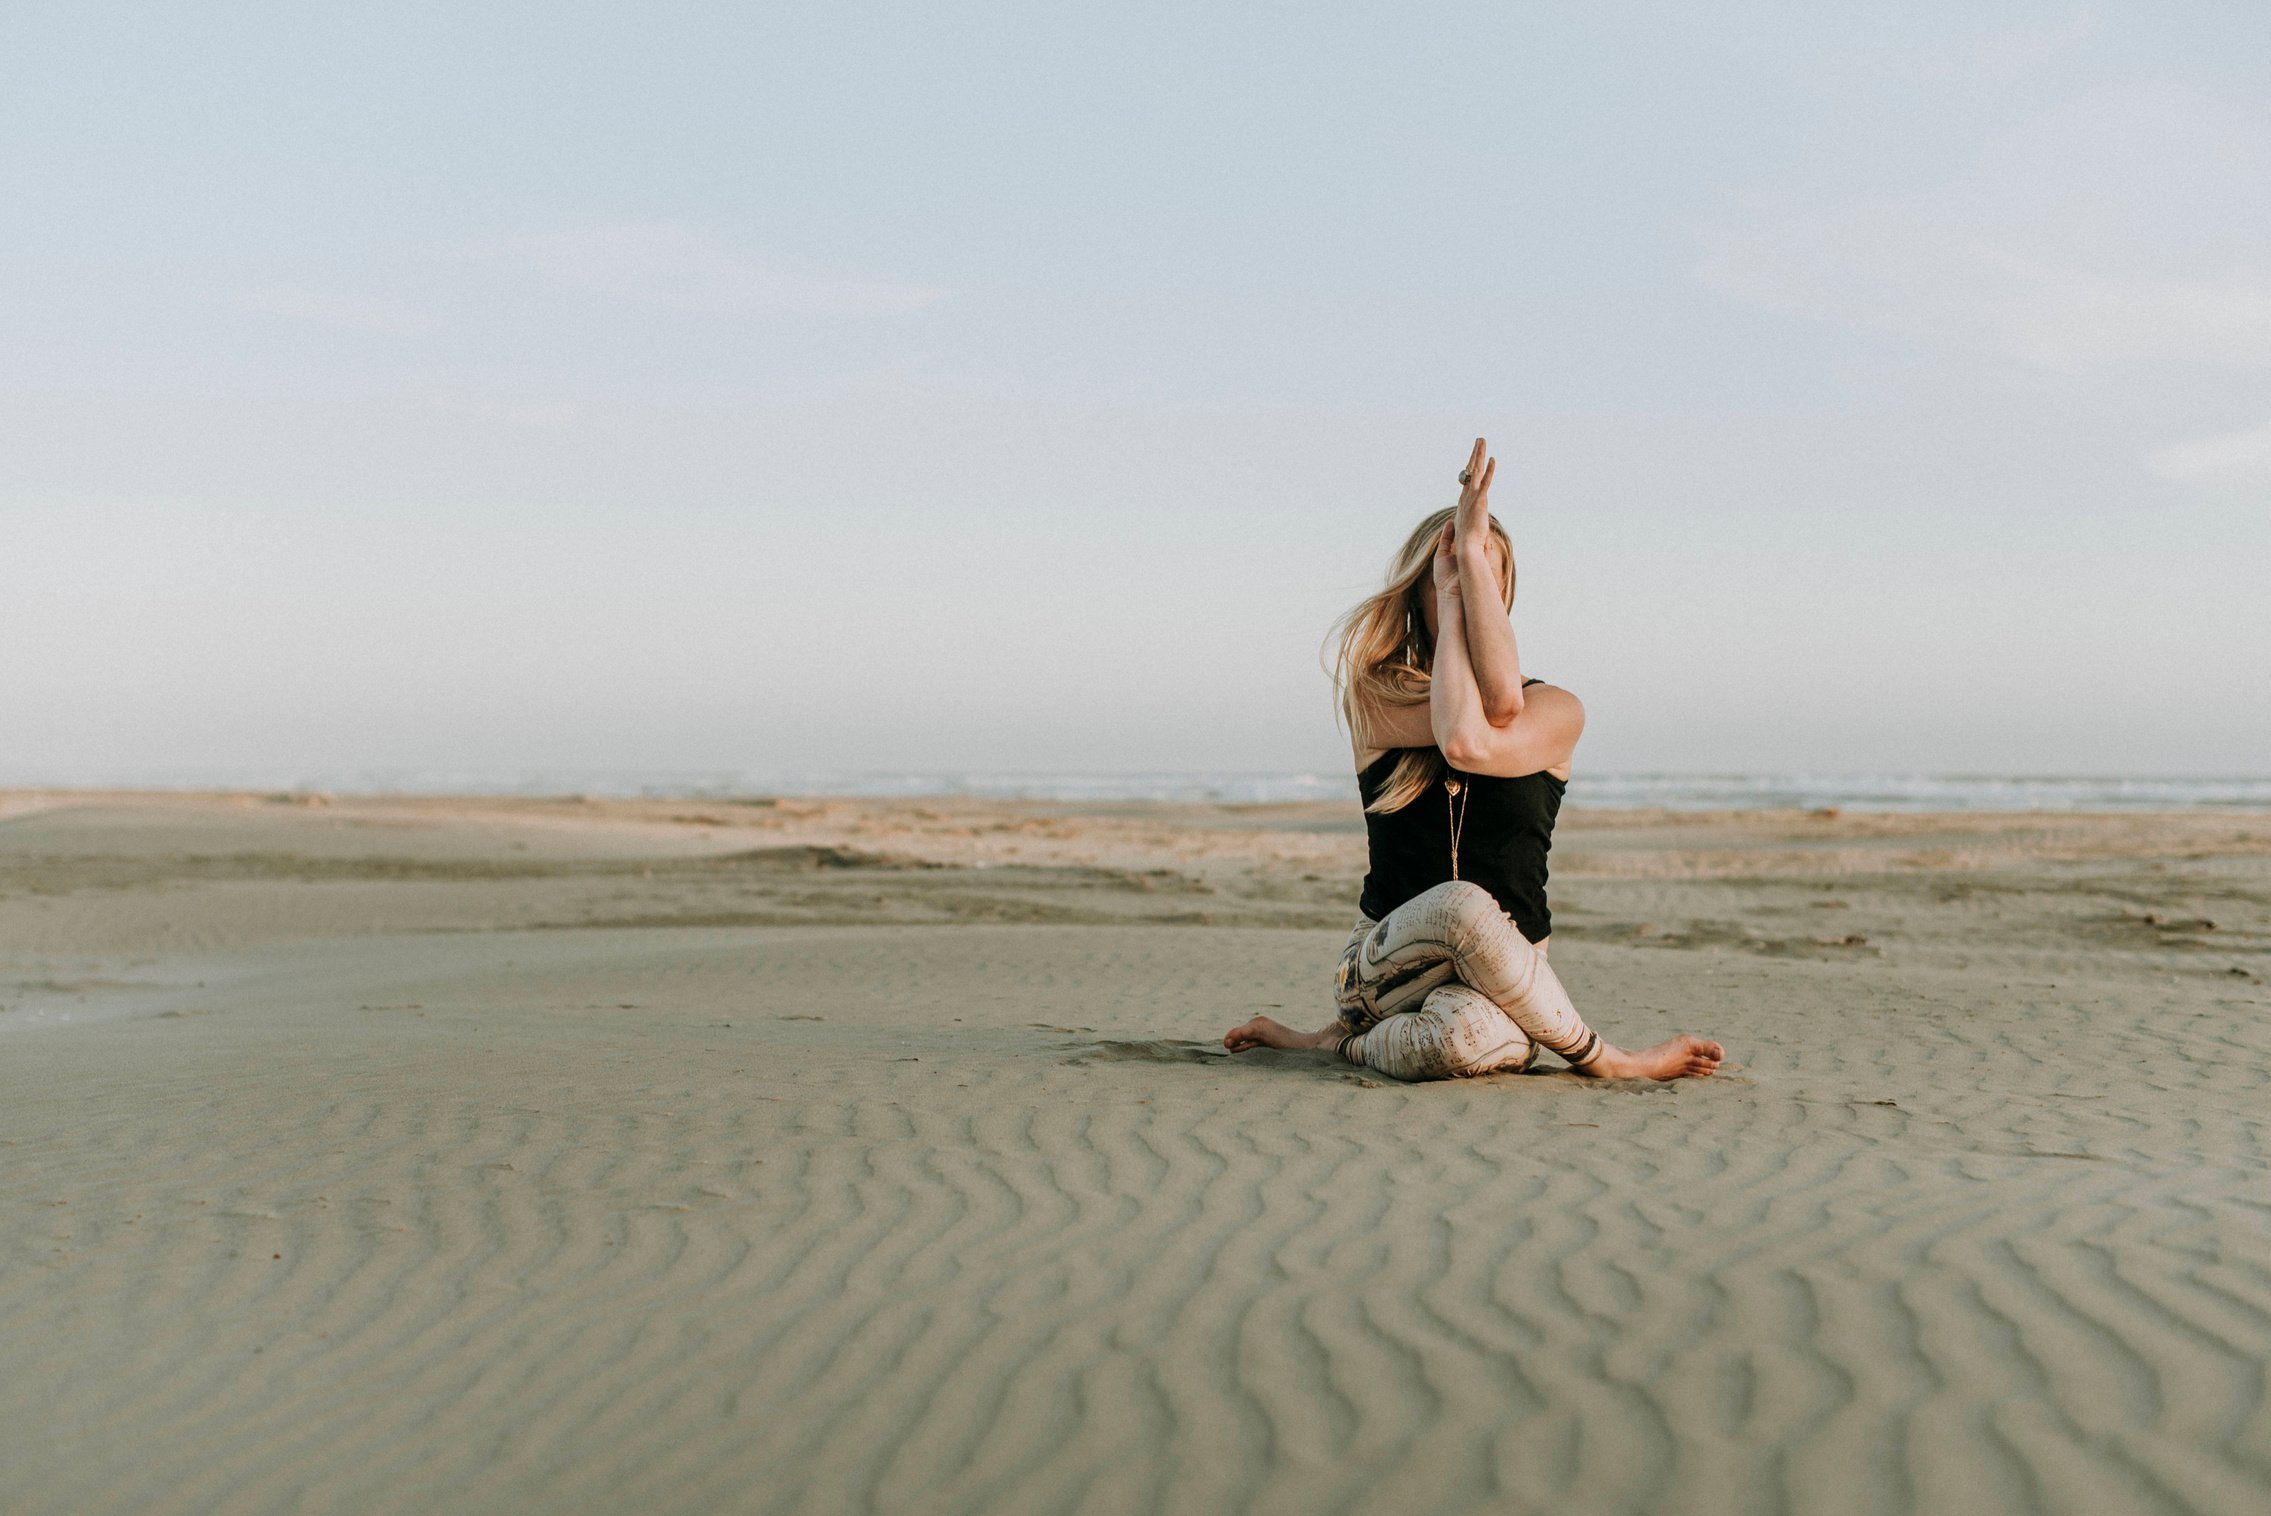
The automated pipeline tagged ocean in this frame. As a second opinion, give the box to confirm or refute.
[16,769,2269,812]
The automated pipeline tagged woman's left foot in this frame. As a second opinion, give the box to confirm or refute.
[1222,1016,1336,1053]
[1581,1036,1724,1080]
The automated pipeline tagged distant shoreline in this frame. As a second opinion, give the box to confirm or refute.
[6,770,2271,814]
[13,776,2271,821]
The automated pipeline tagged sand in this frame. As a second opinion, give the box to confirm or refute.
[3,790,2268,1515]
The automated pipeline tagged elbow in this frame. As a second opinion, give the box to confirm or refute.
[1439,730,1489,769]
[1481,691,1525,726]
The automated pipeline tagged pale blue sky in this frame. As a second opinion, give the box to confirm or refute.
[5,3,2268,783]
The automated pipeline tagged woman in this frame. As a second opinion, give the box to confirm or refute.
[1223,439,1724,1082]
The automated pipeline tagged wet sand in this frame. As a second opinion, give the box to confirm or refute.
[3,790,2268,1514]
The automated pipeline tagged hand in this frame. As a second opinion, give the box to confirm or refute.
[1455,437,1497,558]
[1429,519,1462,596]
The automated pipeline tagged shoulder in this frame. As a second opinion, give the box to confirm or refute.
[1520,683,1584,724]
[1352,743,1421,779]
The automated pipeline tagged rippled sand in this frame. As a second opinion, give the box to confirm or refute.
[3,791,2268,1514]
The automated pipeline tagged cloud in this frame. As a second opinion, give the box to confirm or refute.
[1974,254,2271,371]
[1698,84,2271,372]
[2148,417,2271,491]
[510,224,942,316]
[238,287,437,334]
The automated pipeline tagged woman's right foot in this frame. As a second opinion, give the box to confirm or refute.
[1222,1015,1338,1054]
[1581,1036,1724,1080]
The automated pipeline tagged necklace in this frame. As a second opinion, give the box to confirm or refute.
[1444,771,1470,880]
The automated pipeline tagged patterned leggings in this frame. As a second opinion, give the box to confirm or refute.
[1331,880,1604,1080]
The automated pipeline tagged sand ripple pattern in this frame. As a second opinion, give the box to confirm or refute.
[6,918,2270,1516]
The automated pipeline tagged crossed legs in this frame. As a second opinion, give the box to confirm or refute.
[1222,881,1723,1081]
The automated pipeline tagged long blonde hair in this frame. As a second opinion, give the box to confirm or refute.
[1327,507,1516,813]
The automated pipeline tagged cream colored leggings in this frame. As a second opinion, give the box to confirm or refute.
[1331,880,1604,1080]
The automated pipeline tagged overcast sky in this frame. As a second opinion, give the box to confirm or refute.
[5,2,2267,784]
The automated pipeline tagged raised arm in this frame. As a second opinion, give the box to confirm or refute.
[1432,521,1585,776]
[1427,521,1492,753]
[1346,516,1487,762]
[1453,438,1526,724]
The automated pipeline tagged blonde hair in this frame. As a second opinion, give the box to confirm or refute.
[1327,507,1516,813]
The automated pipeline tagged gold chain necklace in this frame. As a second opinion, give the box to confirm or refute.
[1445,771,1470,880]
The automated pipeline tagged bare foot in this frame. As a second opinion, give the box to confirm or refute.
[1580,1036,1724,1080]
[1222,1015,1338,1054]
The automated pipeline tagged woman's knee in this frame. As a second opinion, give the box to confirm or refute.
[1351,1009,1452,1081]
[1357,989,1532,1080]
[1422,880,1513,953]
[1422,985,1534,1075]
[1423,879,1497,928]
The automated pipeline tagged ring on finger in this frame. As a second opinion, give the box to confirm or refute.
[1457,469,1472,485]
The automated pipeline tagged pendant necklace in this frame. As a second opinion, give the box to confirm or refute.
[1445,771,1470,880]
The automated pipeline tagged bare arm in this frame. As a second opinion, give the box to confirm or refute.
[1348,515,1481,762]
[1351,474,1577,771]
[1460,555,1525,723]
[1432,521,1585,775]
[1442,681,1584,778]
[1352,620,1582,777]
[1429,554,1491,756]
[1453,438,1526,724]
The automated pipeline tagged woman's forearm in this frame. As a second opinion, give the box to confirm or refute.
[1429,589,1491,755]
[1458,548,1525,722]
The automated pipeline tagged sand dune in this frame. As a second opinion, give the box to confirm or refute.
[3,792,2268,1513]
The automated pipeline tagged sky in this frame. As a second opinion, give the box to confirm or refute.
[4,1,2268,784]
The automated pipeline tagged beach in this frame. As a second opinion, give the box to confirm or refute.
[4,789,2268,1515]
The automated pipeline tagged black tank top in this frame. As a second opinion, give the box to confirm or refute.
[1355,682,1565,942]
